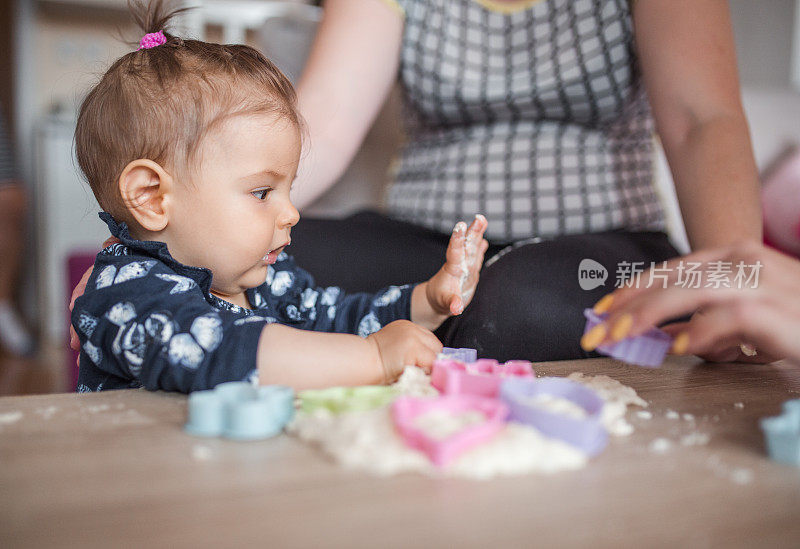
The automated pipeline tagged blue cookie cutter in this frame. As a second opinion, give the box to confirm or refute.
[760,399,800,466]
[499,377,608,456]
[184,382,295,440]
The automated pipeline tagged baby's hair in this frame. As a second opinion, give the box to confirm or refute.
[75,0,301,224]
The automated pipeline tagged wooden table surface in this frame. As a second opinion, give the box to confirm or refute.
[2,356,800,548]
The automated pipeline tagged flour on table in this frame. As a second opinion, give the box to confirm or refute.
[680,432,710,446]
[192,444,213,461]
[290,367,646,479]
[636,410,653,420]
[706,455,754,485]
[566,372,647,436]
[0,411,23,424]
[665,410,680,420]
[35,406,58,419]
[649,438,673,454]
[85,404,111,414]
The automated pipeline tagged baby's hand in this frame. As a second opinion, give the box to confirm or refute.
[367,320,443,382]
[426,215,489,316]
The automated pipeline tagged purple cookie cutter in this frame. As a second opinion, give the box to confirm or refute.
[499,377,608,456]
[440,347,478,363]
[431,358,535,398]
[392,395,509,467]
[583,308,671,368]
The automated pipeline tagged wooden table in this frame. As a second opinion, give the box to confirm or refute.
[2,356,800,548]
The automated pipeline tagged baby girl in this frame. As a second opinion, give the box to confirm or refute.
[70,0,488,393]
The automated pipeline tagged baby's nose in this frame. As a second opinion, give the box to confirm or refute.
[280,202,300,227]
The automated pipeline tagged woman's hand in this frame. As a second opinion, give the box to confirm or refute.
[583,241,800,364]
[411,215,489,330]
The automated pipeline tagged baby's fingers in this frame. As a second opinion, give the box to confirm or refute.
[466,214,488,241]
[449,294,464,315]
[443,222,468,277]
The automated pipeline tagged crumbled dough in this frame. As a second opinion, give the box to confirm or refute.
[392,366,439,398]
[192,444,213,461]
[414,410,486,440]
[290,368,647,478]
[566,372,648,436]
[0,411,23,424]
[649,438,672,454]
[524,393,587,420]
[35,406,58,419]
[680,432,709,446]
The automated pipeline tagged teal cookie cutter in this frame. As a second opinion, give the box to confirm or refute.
[299,385,398,414]
[761,399,800,466]
[184,381,295,440]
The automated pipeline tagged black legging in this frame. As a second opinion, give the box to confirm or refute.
[290,210,680,362]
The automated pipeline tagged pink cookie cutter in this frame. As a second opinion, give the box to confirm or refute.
[431,358,535,398]
[392,395,509,467]
[583,308,671,368]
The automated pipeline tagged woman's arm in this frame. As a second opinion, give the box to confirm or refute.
[633,0,762,251]
[291,0,404,210]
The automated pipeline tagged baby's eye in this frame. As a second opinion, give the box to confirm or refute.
[251,188,272,200]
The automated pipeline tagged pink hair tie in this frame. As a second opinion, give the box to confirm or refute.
[138,30,167,50]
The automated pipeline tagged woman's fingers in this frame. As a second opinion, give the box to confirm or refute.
[585,241,800,362]
[584,285,733,350]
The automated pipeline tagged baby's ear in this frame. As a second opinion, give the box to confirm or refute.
[118,159,171,232]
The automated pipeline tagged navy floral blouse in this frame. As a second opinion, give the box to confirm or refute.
[72,213,414,393]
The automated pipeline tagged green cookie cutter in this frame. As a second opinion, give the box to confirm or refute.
[299,385,399,414]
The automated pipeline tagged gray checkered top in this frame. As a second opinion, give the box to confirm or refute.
[385,0,666,243]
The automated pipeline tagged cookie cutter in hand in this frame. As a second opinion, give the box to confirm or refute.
[440,347,478,363]
[392,395,509,467]
[499,377,608,455]
[298,385,398,414]
[760,399,800,466]
[583,308,672,368]
[431,357,535,398]
[184,382,295,440]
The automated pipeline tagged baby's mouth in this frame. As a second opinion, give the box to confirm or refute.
[263,242,289,264]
